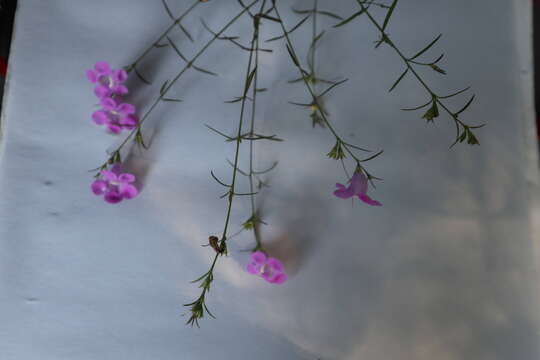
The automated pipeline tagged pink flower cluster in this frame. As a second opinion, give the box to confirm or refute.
[91,164,138,204]
[86,61,139,134]
[246,251,288,284]
[86,62,140,203]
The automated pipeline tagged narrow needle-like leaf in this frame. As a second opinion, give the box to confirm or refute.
[318,78,348,97]
[409,34,442,60]
[455,95,476,116]
[333,8,365,28]
[439,86,470,99]
[389,68,408,92]
[167,36,189,62]
[382,0,399,32]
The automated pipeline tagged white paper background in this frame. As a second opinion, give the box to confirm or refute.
[1,0,539,359]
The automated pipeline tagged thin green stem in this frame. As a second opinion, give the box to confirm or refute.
[311,0,317,75]
[247,5,266,252]
[101,0,260,167]
[221,33,257,242]
[355,0,468,130]
[127,0,200,71]
[272,1,378,175]
[185,0,265,326]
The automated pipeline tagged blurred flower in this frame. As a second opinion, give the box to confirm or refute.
[246,251,287,284]
[91,164,138,204]
[334,171,382,206]
[86,61,128,99]
[92,97,138,134]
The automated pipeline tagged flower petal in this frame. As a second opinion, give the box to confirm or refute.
[100,170,117,182]
[113,69,128,83]
[117,103,135,115]
[94,61,111,75]
[94,85,110,99]
[109,163,123,176]
[246,262,262,275]
[92,110,108,125]
[86,70,98,83]
[100,97,117,110]
[107,124,122,134]
[119,114,138,128]
[333,183,355,199]
[358,194,382,206]
[261,270,273,282]
[269,273,288,284]
[113,84,128,96]
[251,251,267,264]
[118,173,136,183]
[267,258,284,272]
[120,184,138,199]
[351,172,368,195]
[104,191,123,204]
[91,180,107,195]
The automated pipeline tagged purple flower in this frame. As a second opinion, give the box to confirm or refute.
[334,171,382,206]
[92,97,138,134]
[246,251,288,284]
[91,164,139,204]
[86,61,128,99]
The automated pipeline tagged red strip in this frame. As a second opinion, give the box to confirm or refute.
[0,56,6,77]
